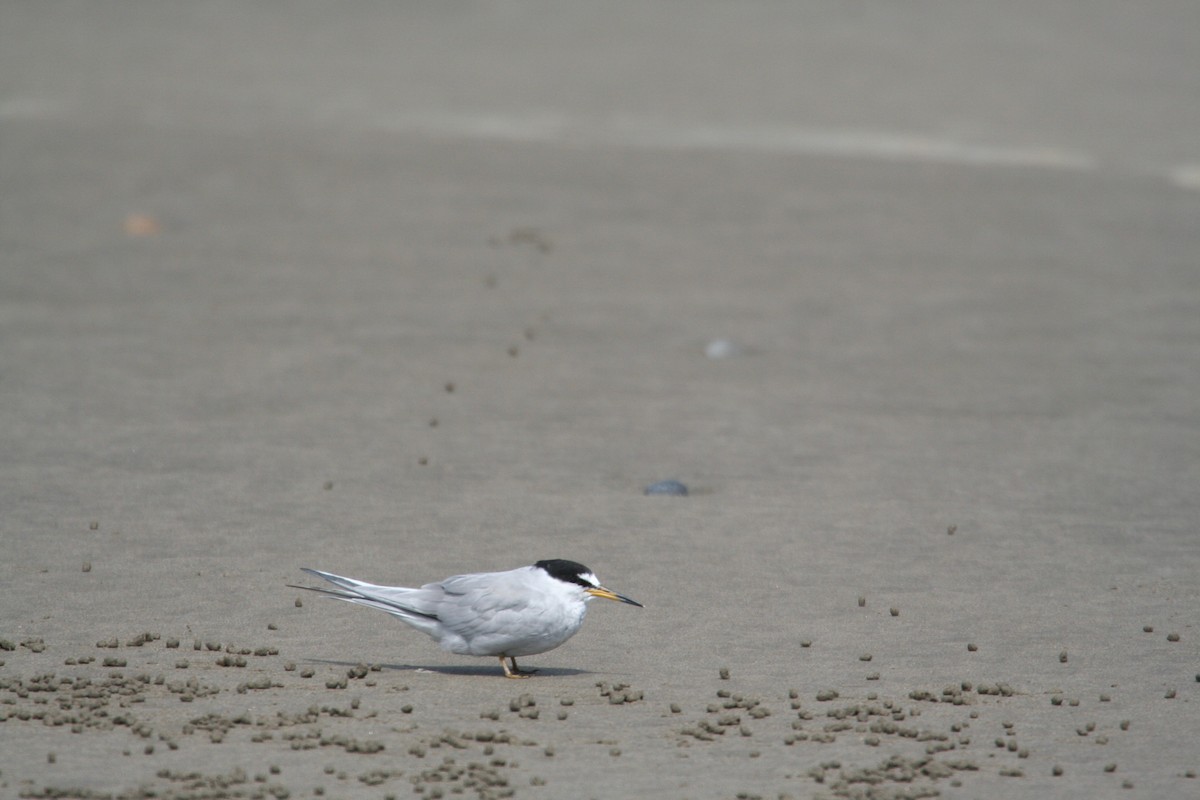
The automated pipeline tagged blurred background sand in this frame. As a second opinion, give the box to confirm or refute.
[2,3,1198,797]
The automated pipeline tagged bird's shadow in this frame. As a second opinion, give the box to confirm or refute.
[299,657,591,678]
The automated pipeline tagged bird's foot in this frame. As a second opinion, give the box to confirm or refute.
[499,656,538,678]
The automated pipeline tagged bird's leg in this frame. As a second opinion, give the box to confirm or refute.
[499,655,526,679]
[499,656,537,678]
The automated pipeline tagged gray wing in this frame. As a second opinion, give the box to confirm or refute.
[294,568,441,621]
[430,569,539,652]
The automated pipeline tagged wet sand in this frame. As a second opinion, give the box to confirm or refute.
[2,4,1199,798]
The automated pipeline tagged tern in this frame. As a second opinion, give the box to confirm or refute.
[290,559,642,678]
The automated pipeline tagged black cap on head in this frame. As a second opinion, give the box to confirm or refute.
[535,559,596,588]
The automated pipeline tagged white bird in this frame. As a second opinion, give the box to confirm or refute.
[290,559,643,678]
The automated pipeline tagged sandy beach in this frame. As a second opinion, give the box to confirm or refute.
[2,3,1198,798]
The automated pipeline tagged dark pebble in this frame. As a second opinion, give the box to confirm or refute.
[645,480,688,496]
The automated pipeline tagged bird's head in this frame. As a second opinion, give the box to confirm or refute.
[534,559,643,607]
